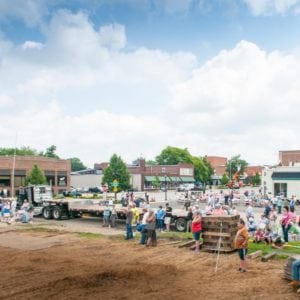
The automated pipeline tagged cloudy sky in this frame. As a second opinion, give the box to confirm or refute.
[1,0,300,167]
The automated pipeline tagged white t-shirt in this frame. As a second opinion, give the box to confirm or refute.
[142,212,149,225]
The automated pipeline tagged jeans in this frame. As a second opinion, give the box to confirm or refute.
[277,206,282,214]
[139,225,147,244]
[126,224,133,240]
[282,224,291,242]
[158,219,164,231]
[292,259,300,281]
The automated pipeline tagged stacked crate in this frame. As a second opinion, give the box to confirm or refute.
[202,215,240,252]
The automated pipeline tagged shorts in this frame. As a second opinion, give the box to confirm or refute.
[193,231,201,241]
[164,217,171,225]
[238,248,247,261]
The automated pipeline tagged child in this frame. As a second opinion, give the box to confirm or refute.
[254,228,264,243]
[235,218,249,272]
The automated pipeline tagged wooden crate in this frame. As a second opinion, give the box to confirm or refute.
[202,215,240,252]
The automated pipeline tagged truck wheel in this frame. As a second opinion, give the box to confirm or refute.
[52,206,62,220]
[175,218,187,232]
[42,207,53,219]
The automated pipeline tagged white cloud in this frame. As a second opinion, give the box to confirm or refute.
[0,94,14,108]
[1,10,300,166]
[0,0,47,27]
[243,0,300,15]
[22,41,44,50]
[99,23,126,51]
[169,40,300,163]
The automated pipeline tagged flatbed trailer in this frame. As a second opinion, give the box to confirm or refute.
[41,198,141,220]
[41,198,190,232]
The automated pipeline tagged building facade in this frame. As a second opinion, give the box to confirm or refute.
[262,165,300,199]
[205,156,227,185]
[279,150,300,166]
[0,156,71,196]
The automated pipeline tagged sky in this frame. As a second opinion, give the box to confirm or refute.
[1,0,300,167]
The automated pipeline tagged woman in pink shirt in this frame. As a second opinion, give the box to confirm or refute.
[281,206,293,243]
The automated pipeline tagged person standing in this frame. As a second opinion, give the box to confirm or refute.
[186,207,193,233]
[103,206,111,227]
[110,205,117,228]
[139,208,149,245]
[277,194,283,214]
[281,206,293,243]
[146,209,157,247]
[156,205,165,232]
[191,211,202,253]
[235,218,249,273]
[125,205,133,240]
[290,196,296,212]
[164,203,172,232]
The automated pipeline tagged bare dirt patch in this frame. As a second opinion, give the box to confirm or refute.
[0,230,298,300]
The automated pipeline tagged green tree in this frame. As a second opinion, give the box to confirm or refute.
[155,146,192,165]
[220,173,229,185]
[226,155,248,180]
[203,157,214,179]
[25,164,47,185]
[44,145,59,158]
[192,156,209,184]
[146,160,158,166]
[0,146,38,156]
[102,154,131,192]
[69,157,87,172]
[252,172,261,186]
[152,176,161,189]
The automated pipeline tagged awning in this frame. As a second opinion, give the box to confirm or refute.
[169,176,181,182]
[144,176,156,182]
[144,176,172,182]
[180,177,195,182]
[272,172,300,180]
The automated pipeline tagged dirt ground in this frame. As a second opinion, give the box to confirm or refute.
[0,226,298,300]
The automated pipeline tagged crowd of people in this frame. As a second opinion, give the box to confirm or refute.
[0,198,33,224]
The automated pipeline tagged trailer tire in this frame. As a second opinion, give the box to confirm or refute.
[175,218,187,232]
[52,206,62,220]
[42,207,53,219]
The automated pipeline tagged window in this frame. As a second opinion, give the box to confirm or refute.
[161,167,166,173]
[14,176,26,187]
[58,176,67,186]
[180,168,193,176]
[274,183,287,197]
[0,176,10,187]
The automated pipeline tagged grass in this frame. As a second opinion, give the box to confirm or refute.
[248,240,300,260]
[76,232,104,239]
[157,231,193,240]
[22,226,61,233]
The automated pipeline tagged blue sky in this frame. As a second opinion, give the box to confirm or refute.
[1,0,300,166]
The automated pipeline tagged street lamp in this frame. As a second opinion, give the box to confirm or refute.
[164,175,167,201]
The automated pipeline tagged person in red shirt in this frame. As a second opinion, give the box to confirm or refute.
[192,211,202,253]
[235,218,249,272]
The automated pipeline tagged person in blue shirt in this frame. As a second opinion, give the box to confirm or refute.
[156,205,165,232]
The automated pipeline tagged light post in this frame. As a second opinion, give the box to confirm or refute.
[164,175,167,201]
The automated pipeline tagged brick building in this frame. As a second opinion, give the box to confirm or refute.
[94,158,195,191]
[0,156,71,196]
[205,156,227,185]
[279,150,300,166]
